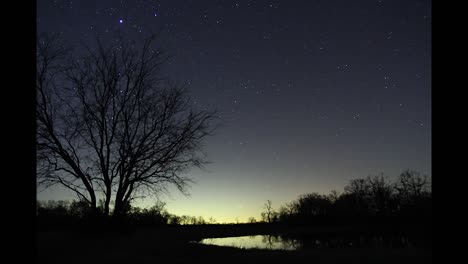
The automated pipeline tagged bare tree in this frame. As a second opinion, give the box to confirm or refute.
[395,169,431,203]
[37,33,216,218]
[343,178,372,214]
[262,200,274,223]
[367,174,395,215]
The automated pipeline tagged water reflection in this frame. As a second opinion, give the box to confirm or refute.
[199,235,299,250]
[198,234,427,251]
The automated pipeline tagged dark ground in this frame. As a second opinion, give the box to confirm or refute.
[36,224,432,264]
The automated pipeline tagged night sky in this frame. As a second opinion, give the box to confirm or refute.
[37,0,431,223]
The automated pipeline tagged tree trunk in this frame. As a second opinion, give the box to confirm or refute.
[104,185,112,216]
[86,195,101,227]
[113,191,124,218]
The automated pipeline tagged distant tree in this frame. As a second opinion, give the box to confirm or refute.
[343,178,372,216]
[395,169,431,202]
[367,174,395,216]
[197,216,206,225]
[278,204,293,222]
[69,200,92,219]
[344,178,371,199]
[189,216,197,225]
[271,211,279,223]
[327,190,340,203]
[168,215,181,225]
[248,217,257,223]
[294,193,331,217]
[129,201,170,226]
[394,170,431,218]
[272,170,432,225]
[37,33,216,218]
[38,200,69,216]
[178,215,190,225]
[262,200,275,223]
[36,200,73,229]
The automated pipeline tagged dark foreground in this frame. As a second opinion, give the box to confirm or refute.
[36,224,431,264]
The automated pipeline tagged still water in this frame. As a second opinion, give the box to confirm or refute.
[199,235,300,250]
[197,234,424,250]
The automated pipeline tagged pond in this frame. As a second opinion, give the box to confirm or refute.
[198,235,300,250]
[196,234,427,251]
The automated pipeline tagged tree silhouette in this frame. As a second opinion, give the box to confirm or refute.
[247,217,256,223]
[366,174,395,216]
[37,33,216,218]
[271,170,431,225]
[395,169,431,202]
[262,200,275,223]
[394,169,431,218]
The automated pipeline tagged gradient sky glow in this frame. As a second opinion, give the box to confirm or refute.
[37,0,431,223]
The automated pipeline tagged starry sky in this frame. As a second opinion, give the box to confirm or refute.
[37,0,431,223]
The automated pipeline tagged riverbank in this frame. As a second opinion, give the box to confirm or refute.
[36,224,431,264]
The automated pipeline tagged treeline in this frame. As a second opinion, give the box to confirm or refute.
[261,170,431,225]
[36,200,217,230]
[37,169,431,229]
